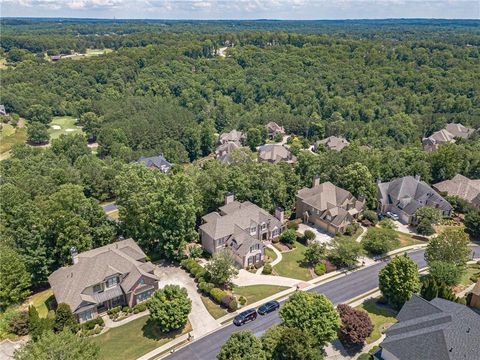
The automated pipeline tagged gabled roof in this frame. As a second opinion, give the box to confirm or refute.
[380,295,480,360]
[258,144,296,163]
[433,174,480,204]
[444,123,475,139]
[316,136,350,151]
[226,225,265,257]
[200,201,282,240]
[219,130,245,144]
[48,239,159,313]
[378,176,452,216]
[266,121,285,134]
[137,155,172,172]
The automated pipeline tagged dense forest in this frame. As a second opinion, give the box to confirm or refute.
[1,19,479,295]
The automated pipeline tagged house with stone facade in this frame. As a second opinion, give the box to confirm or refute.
[48,239,159,323]
[200,193,284,268]
[295,177,365,235]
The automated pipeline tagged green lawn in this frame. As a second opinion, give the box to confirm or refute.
[273,241,312,281]
[29,289,54,318]
[356,299,397,344]
[200,295,227,320]
[0,125,27,157]
[265,247,277,263]
[233,285,289,305]
[395,231,426,249]
[90,316,191,360]
[459,264,480,286]
[49,116,83,140]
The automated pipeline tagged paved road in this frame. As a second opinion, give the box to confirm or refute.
[165,246,480,360]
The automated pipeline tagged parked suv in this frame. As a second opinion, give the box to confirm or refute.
[257,301,280,315]
[233,309,257,326]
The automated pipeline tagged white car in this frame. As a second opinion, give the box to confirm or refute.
[386,212,399,221]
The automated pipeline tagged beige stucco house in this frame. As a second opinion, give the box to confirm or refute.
[296,177,365,235]
[48,239,159,323]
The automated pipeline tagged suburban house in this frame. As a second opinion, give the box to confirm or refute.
[136,154,172,173]
[218,129,246,145]
[215,141,241,165]
[0,105,7,116]
[295,177,365,235]
[266,121,285,139]
[374,295,480,360]
[258,144,297,164]
[422,123,475,152]
[377,175,453,224]
[314,136,350,152]
[200,193,284,268]
[433,174,480,208]
[470,280,480,309]
[48,239,159,323]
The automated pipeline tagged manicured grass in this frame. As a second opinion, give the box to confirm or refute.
[49,116,83,140]
[395,231,426,249]
[233,285,289,305]
[200,295,227,320]
[356,299,397,344]
[273,241,312,281]
[0,126,27,156]
[90,316,191,360]
[265,247,277,263]
[459,264,480,286]
[29,289,54,318]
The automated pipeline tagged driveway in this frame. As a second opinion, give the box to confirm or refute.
[154,263,219,338]
[298,223,333,246]
[232,269,300,287]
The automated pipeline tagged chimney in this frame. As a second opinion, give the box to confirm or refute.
[224,192,234,205]
[414,174,421,182]
[70,246,79,265]
[275,207,285,223]
[313,175,320,188]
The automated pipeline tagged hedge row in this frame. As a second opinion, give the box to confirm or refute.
[180,258,209,282]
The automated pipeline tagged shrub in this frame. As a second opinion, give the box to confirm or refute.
[344,224,357,236]
[239,296,247,306]
[378,218,395,230]
[362,210,379,225]
[8,311,29,336]
[314,262,326,276]
[325,259,337,273]
[107,306,121,315]
[254,260,264,269]
[362,228,400,255]
[303,230,316,242]
[280,229,297,244]
[82,318,100,331]
[122,306,131,313]
[210,288,227,304]
[337,304,373,346]
[416,218,435,236]
[262,263,273,275]
[271,237,280,244]
[134,303,147,313]
[189,245,203,259]
[228,299,238,312]
[357,354,372,360]
[286,221,299,230]
[221,295,235,308]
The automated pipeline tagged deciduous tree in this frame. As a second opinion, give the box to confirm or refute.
[218,331,266,360]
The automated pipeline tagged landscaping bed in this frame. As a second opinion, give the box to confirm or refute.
[90,316,191,360]
[355,299,397,344]
[107,303,148,322]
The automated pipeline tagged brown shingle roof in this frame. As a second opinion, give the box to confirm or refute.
[433,174,480,204]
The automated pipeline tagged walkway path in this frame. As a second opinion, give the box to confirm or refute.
[154,263,219,338]
[255,244,282,274]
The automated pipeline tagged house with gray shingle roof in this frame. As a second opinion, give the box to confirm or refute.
[218,129,246,145]
[314,136,350,152]
[215,141,241,165]
[296,177,365,235]
[258,144,296,164]
[374,295,480,360]
[422,123,475,152]
[433,174,480,208]
[48,239,159,323]
[266,121,285,139]
[377,175,453,224]
[200,193,284,268]
[136,154,172,173]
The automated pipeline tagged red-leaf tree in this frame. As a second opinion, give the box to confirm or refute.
[337,304,373,346]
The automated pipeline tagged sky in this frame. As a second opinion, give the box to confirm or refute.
[1,0,479,20]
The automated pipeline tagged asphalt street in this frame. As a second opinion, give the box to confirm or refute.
[165,245,480,360]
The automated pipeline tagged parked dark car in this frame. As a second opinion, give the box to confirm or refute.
[257,300,280,315]
[233,309,257,326]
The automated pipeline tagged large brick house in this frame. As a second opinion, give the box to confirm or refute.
[48,239,159,323]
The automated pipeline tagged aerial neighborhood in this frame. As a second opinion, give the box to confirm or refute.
[1,14,480,360]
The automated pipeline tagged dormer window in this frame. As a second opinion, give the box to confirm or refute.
[106,276,119,288]
[260,223,267,231]
[250,225,257,235]
[93,284,103,293]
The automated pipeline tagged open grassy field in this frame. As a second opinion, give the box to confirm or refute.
[233,285,289,305]
[0,124,27,158]
[91,316,191,360]
[356,299,397,344]
[49,116,83,140]
[200,295,227,320]
[395,231,427,249]
[273,241,312,281]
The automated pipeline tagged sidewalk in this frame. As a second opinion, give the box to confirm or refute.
[137,334,190,360]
